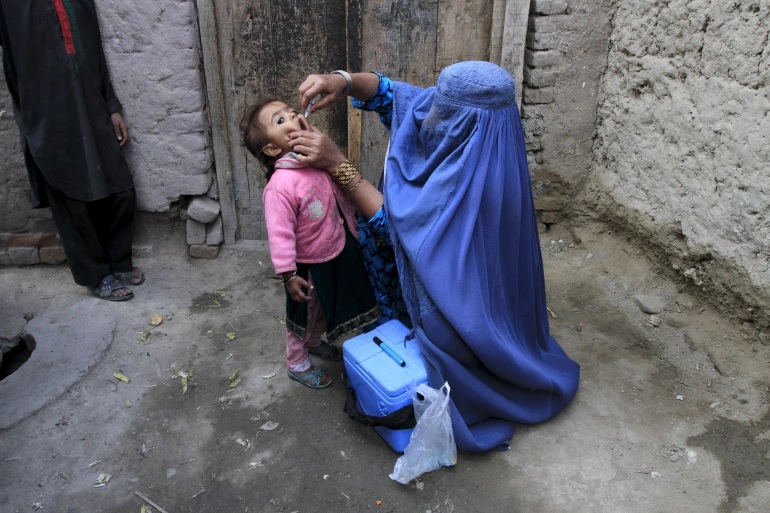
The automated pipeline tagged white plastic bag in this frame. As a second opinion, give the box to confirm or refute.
[390,382,457,484]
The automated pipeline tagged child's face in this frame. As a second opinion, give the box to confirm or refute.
[258,101,309,158]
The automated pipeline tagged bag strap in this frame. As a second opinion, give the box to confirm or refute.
[344,387,416,429]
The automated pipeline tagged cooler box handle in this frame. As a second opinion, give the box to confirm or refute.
[344,387,416,429]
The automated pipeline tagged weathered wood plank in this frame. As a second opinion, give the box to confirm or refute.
[489,0,506,63]
[346,0,363,168]
[197,0,238,244]
[233,0,347,140]
[437,0,494,69]
[490,0,529,109]
[358,0,438,185]
[214,0,262,240]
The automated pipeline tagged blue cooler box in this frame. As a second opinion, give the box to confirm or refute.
[343,320,427,453]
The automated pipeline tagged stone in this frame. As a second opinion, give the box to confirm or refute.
[39,245,67,265]
[186,219,206,245]
[524,67,559,88]
[525,49,563,68]
[206,216,223,246]
[186,196,221,224]
[8,246,40,266]
[526,30,559,51]
[532,0,569,15]
[0,249,11,266]
[523,86,556,105]
[634,294,668,314]
[520,105,546,120]
[523,117,545,140]
[526,14,573,50]
[683,268,703,286]
[189,244,220,259]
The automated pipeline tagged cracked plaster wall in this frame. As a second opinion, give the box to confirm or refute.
[588,1,770,325]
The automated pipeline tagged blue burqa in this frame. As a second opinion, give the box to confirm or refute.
[384,61,580,452]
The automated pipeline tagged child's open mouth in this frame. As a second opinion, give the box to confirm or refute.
[298,117,309,131]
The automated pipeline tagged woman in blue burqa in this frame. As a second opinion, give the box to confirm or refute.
[289,61,580,452]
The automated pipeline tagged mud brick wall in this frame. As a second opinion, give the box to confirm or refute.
[522,0,615,224]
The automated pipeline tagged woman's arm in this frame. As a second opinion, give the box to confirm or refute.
[337,172,383,220]
[294,71,394,219]
[287,127,383,220]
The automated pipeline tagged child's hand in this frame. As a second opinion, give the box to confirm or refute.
[286,275,313,302]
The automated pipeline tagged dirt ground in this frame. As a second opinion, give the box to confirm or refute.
[1,218,768,513]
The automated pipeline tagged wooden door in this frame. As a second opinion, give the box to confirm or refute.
[199,0,528,242]
[199,0,349,242]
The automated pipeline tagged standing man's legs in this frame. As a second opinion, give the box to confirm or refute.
[92,187,138,279]
[44,182,136,299]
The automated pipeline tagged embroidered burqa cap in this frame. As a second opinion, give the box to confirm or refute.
[385,61,580,452]
[434,59,516,108]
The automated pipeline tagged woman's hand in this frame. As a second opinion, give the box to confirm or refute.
[298,73,347,115]
[288,125,347,172]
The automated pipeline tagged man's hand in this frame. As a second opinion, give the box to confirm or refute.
[111,112,130,147]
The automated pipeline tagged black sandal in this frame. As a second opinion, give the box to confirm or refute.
[113,268,145,286]
[308,341,342,361]
[91,275,134,301]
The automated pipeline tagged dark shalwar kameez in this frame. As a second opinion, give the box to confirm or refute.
[0,0,136,288]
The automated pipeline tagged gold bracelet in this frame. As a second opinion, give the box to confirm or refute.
[333,161,357,186]
[333,160,358,187]
[346,176,365,193]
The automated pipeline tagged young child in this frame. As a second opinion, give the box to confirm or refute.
[239,99,380,389]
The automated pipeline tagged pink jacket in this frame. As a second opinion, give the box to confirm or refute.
[263,156,359,274]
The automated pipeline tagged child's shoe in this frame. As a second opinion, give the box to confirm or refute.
[288,367,332,389]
